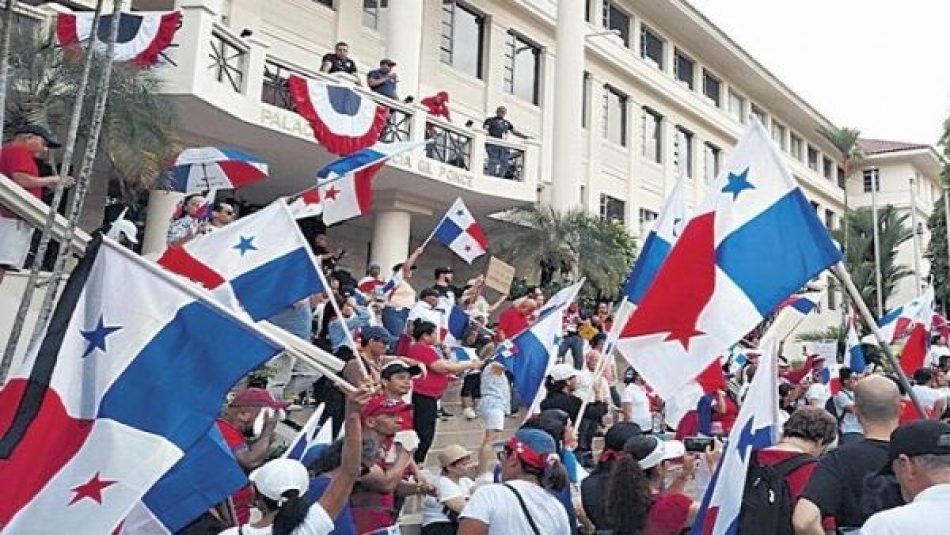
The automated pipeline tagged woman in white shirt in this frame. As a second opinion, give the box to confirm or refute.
[422,445,476,535]
[620,367,653,431]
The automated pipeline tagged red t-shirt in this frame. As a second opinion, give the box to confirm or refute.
[497,306,530,340]
[754,448,818,504]
[215,418,253,524]
[408,341,450,398]
[899,398,931,424]
[0,144,41,218]
[420,96,451,121]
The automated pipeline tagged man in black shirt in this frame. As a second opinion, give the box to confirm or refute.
[432,266,461,307]
[482,106,528,178]
[793,375,904,534]
[320,41,359,84]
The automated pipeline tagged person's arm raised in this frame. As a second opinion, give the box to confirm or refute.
[317,380,376,518]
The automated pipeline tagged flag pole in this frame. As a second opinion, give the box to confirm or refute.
[830,262,926,418]
[572,297,629,435]
[419,196,459,252]
[318,260,370,379]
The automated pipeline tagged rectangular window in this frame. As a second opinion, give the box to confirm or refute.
[504,31,541,104]
[837,166,846,188]
[823,156,833,180]
[639,208,658,234]
[600,194,626,224]
[441,1,485,79]
[642,107,663,163]
[825,209,835,229]
[704,142,721,183]
[362,0,386,29]
[313,0,334,8]
[771,122,787,151]
[807,146,819,171]
[863,169,880,192]
[640,25,664,70]
[581,72,590,128]
[728,91,745,123]
[603,84,628,146]
[603,1,631,47]
[702,70,721,107]
[674,49,694,89]
[790,134,803,160]
[675,126,693,178]
[750,104,766,126]
[810,201,819,213]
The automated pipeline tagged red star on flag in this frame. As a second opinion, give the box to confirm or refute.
[69,472,117,506]
[322,186,340,201]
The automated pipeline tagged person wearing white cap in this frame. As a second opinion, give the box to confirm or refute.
[105,208,139,249]
[540,363,608,467]
[422,444,476,534]
[220,381,374,535]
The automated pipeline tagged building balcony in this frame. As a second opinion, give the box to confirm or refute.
[156,0,540,214]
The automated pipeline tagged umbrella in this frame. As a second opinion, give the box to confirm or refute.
[167,147,269,193]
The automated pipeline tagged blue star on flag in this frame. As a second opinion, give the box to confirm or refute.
[80,315,122,358]
[735,417,773,459]
[721,167,754,200]
[233,235,258,256]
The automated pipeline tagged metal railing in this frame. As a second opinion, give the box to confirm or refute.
[261,61,297,110]
[425,119,472,170]
[484,138,525,181]
[208,27,248,93]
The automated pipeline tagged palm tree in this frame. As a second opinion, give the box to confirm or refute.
[0,0,16,134]
[818,125,864,247]
[832,206,913,311]
[493,205,636,300]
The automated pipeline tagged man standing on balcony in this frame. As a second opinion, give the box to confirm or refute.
[483,106,528,178]
[0,125,73,284]
[320,41,360,85]
[367,59,399,100]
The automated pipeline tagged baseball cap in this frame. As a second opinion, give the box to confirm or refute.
[15,124,61,148]
[626,435,686,470]
[434,266,453,277]
[880,420,950,474]
[380,58,397,66]
[361,325,392,346]
[361,395,412,420]
[380,358,423,379]
[249,458,310,502]
[230,387,289,409]
[506,428,557,470]
[549,363,580,382]
[438,444,472,468]
[604,422,643,451]
[107,218,138,244]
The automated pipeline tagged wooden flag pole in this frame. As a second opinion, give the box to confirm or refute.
[831,262,927,419]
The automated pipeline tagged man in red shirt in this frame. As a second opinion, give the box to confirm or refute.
[407,320,481,463]
[420,91,451,121]
[496,297,538,341]
[215,387,288,523]
[0,125,73,282]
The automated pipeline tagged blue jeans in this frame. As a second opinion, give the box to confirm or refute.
[381,307,409,350]
[558,334,584,369]
[486,144,510,177]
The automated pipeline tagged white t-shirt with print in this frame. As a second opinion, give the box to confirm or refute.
[219,502,334,535]
[422,475,475,526]
[620,383,652,430]
[461,480,570,535]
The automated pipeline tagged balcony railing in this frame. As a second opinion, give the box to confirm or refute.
[484,138,525,181]
[426,119,472,171]
[208,26,248,93]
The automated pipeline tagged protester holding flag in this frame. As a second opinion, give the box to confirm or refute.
[327,295,372,353]
[496,297,537,341]
[305,437,380,535]
[380,247,424,340]
[540,364,609,467]
[167,193,207,245]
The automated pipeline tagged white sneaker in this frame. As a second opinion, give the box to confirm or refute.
[463,407,478,420]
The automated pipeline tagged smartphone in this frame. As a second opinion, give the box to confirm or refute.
[684,436,714,453]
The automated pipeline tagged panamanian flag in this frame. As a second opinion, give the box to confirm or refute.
[157,200,323,321]
[493,306,565,411]
[441,306,471,347]
[433,198,490,264]
[623,175,690,304]
[616,119,841,398]
[0,236,282,534]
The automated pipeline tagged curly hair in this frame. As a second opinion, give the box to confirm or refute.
[603,452,652,535]
[782,406,838,446]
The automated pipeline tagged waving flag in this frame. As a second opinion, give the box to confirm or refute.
[288,76,389,155]
[845,319,868,373]
[283,404,334,466]
[879,287,934,344]
[537,279,585,323]
[287,188,323,220]
[432,198,489,264]
[494,307,564,411]
[441,306,471,347]
[0,237,281,534]
[315,141,424,225]
[779,291,821,316]
[616,120,841,398]
[157,201,323,321]
[624,177,690,304]
[692,336,781,535]
[381,267,405,302]
[897,286,935,375]
[56,9,181,67]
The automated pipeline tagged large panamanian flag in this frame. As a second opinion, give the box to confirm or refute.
[432,198,490,264]
[0,237,282,534]
[616,119,841,398]
[623,175,690,305]
[157,201,323,321]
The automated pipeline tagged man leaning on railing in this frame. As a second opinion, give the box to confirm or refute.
[483,106,530,179]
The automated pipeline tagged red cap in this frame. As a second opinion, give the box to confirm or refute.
[361,395,412,420]
[230,387,288,409]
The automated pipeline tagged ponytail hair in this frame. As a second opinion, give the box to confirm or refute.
[522,454,568,493]
[271,490,310,535]
[603,453,651,535]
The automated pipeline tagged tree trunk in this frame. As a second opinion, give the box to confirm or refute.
[0,0,106,382]
[0,0,15,136]
[22,0,125,358]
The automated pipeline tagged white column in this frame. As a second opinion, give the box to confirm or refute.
[550,0,585,211]
[141,190,183,255]
[371,210,412,274]
[386,0,424,98]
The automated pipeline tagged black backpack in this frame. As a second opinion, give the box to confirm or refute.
[739,452,815,535]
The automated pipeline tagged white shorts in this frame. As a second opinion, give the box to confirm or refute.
[0,218,33,268]
[480,407,506,431]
